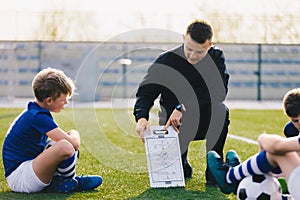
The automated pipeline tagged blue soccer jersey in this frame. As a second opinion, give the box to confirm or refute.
[2,101,58,177]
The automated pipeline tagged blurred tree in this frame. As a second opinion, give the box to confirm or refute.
[35,10,97,41]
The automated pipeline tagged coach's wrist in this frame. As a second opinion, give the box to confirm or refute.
[175,104,186,112]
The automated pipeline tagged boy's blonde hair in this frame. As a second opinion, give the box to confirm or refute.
[283,88,300,118]
[32,68,75,102]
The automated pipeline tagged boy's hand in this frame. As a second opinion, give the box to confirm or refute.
[46,128,80,150]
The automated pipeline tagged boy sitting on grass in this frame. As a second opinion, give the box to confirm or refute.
[207,88,300,199]
[2,68,102,193]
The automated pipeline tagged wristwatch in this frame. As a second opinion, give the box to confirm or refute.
[175,104,186,112]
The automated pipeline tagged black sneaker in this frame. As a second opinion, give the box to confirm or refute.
[75,175,103,191]
[205,168,217,186]
[183,161,193,179]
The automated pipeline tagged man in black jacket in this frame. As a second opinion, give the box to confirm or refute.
[133,19,230,185]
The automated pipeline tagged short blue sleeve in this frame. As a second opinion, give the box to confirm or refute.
[32,112,58,135]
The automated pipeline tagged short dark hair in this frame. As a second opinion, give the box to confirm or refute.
[32,68,75,102]
[186,19,213,44]
[283,88,300,118]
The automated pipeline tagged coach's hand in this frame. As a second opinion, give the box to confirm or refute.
[136,118,150,143]
[164,109,182,133]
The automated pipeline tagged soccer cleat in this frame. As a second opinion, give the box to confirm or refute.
[225,150,241,167]
[205,168,217,186]
[43,175,78,193]
[183,161,193,179]
[207,151,237,194]
[75,175,103,191]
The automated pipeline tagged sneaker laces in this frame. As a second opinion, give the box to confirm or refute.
[76,174,87,185]
[75,174,90,191]
[216,158,231,170]
[228,158,240,167]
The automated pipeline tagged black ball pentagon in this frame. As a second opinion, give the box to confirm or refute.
[238,188,248,200]
[257,192,271,200]
[252,174,266,183]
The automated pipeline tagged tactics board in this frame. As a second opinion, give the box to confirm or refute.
[144,126,185,188]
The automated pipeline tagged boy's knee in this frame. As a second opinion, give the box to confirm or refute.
[56,139,75,157]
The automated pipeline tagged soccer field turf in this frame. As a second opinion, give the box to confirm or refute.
[0,108,287,199]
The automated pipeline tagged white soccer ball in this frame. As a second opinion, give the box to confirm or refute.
[237,174,282,200]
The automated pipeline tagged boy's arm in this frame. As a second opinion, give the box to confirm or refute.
[46,128,80,150]
[258,133,300,155]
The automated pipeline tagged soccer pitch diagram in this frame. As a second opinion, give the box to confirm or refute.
[144,126,185,188]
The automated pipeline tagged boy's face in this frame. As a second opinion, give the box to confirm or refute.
[183,34,212,65]
[47,93,69,113]
[290,116,300,132]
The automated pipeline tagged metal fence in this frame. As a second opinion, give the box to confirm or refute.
[0,41,300,101]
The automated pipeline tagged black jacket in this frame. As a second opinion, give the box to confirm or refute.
[133,44,229,124]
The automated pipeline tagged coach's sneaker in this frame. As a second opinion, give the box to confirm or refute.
[207,151,237,194]
[75,175,103,191]
[205,168,217,186]
[183,161,193,179]
[225,150,241,167]
[43,175,78,193]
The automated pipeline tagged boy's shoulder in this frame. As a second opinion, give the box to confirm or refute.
[27,101,51,115]
[14,101,54,127]
[13,101,52,125]
[8,101,57,134]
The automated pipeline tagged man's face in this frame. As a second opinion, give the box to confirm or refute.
[183,34,212,65]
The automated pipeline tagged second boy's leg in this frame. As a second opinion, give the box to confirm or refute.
[207,150,277,194]
[208,150,300,195]
[267,151,300,179]
[266,151,300,199]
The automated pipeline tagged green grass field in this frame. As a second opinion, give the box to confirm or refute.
[0,107,288,200]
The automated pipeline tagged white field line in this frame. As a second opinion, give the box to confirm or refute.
[228,134,259,145]
[149,112,259,145]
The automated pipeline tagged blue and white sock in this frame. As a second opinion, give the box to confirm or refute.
[226,150,276,184]
[56,150,79,178]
